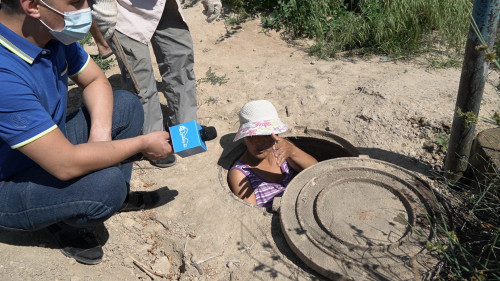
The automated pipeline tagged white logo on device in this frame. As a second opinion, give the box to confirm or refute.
[179,126,189,148]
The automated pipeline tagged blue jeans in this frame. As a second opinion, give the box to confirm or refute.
[0,90,143,231]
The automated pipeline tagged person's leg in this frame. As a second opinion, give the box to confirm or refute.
[0,166,128,231]
[0,90,143,231]
[0,90,143,265]
[108,31,164,134]
[65,90,144,181]
[0,165,127,264]
[151,0,197,127]
[90,22,113,58]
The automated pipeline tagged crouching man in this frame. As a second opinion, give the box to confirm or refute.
[0,0,172,265]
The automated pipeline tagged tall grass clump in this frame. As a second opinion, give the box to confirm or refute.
[224,0,472,58]
[429,164,500,281]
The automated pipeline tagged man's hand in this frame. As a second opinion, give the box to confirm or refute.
[140,131,173,161]
[201,0,222,23]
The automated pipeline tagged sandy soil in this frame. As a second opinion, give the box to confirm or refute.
[1,2,499,281]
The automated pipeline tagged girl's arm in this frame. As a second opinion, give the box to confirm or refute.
[228,169,257,205]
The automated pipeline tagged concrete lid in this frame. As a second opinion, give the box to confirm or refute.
[279,157,442,280]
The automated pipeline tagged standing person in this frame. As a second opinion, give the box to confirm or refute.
[89,22,113,59]
[108,0,222,168]
[0,0,173,265]
[88,0,116,58]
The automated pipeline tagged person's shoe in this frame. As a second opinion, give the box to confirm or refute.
[150,154,177,168]
[90,51,113,60]
[44,223,103,265]
[119,191,160,212]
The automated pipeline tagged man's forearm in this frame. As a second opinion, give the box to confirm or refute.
[83,80,114,142]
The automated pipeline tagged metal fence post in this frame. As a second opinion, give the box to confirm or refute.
[444,0,500,181]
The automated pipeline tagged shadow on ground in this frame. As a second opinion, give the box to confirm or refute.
[357,147,435,176]
[0,186,177,252]
[269,215,328,281]
[151,185,179,207]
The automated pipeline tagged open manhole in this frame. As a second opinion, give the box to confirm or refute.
[218,128,444,280]
[275,157,443,281]
[217,127,361,209]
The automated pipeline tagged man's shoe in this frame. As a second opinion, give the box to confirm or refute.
[119,191,160,212]
[150,154,177,168]
[45,224,103,265]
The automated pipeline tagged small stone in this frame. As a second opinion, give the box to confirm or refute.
[151,256,171,275]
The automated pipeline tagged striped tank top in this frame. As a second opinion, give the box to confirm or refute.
[230,160,297,208]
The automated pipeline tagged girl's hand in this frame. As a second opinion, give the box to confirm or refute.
[272,134,319,172]
[272,134,295,167]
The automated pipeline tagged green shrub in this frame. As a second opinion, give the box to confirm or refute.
[224,0,472,58]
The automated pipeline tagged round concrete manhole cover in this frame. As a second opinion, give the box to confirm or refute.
[279,157,442,280]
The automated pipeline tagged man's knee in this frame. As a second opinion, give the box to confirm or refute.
[114,90,142,112]
[112,90,144,135]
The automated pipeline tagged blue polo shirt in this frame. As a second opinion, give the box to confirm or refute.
[0,22,90,181]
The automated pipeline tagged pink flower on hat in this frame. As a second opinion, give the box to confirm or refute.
[254,120,272,126]
[234,100,288,141]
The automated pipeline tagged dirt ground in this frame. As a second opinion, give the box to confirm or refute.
[1,2,499,281]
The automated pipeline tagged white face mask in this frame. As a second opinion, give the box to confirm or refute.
[38,0,92,45]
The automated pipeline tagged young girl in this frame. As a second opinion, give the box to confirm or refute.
[228,100,318,208]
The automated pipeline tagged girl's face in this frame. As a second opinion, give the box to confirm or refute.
[244,135,275,159]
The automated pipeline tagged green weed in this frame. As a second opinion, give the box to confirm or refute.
[428,56,462,69]
[197,67,229,86]
[492,112,500,126]
[457,108,479,127]
[92,56,114,71]
[205,96,221,105]
[404,166,500,281]
[78,32,113,71]
[435,131,450,154]
[78,32,94,46]
[226,15,248,26]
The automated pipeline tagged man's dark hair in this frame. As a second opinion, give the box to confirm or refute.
[1,0,21,14]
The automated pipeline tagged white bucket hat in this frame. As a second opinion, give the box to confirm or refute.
[233,100,288,141]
